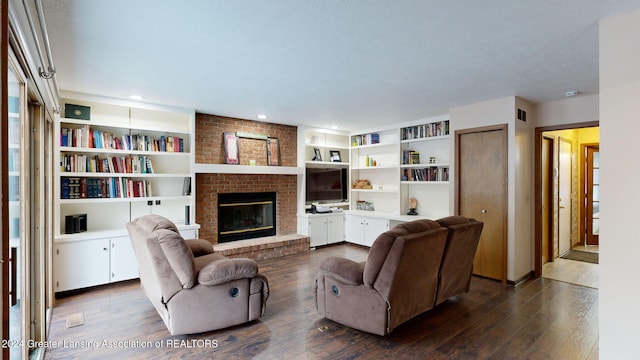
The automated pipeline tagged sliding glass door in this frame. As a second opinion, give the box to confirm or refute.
[7,50,50,360]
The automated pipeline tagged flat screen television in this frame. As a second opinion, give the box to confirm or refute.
[305,167,348,204]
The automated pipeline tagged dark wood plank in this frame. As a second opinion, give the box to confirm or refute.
[44,244,598,360]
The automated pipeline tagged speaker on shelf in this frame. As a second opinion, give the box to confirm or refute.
[65,214,87,234]
[185,206,190,225]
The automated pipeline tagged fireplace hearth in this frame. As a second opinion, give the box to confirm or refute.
[218,192,276,243]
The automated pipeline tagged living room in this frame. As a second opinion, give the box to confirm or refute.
[3,1,640,359]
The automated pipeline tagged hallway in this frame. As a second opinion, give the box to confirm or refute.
[543,245,599,289]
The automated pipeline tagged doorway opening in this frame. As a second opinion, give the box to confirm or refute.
[535,122,599,288]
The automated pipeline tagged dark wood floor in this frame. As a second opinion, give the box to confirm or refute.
[44,244,599,359]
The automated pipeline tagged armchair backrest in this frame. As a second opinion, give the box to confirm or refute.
[435,216,484,305]
[126,215,196,304]
[363,219,448,332]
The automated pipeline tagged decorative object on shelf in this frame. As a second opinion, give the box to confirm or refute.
[182,177,191,196]
[356,200,375,211]
[352,179,372,189]
[65,214,87,234]
[407,197,418,215]
[64,103,91,120]
[267,137,280,166]
[429,157,436,164]
[330,150,341,162]
[313,147,322,161]
[223,132,240,164]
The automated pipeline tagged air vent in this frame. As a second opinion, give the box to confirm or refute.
[517,108,527,122]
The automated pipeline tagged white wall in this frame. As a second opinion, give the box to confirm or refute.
[536,94,599,127]
[449,96,533,282]
[599,8,640,359]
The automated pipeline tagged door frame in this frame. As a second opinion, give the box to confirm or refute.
[455,124,508,285]
[541,135,554,264]
[534,121,599,277]
[557,136,572,256]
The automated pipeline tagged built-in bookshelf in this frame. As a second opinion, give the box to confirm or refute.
[349,128,400,214]
[399,119,450,218]
[53,93,199,292]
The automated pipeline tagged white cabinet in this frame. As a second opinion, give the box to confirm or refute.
[53,226,198,292]
[110,236,139,282]
[53,235,139,292]
[298,213,344,248]
[344,214,390,247]
[54,238,111,292]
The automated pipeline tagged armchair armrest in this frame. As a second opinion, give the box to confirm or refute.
[198,258,258,286]
[184,239,214,257]
[318,257,364,286]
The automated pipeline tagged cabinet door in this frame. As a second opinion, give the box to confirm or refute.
[54,239,110,292]
[327,214,344,244]
[364,217,389,247]
[110,236,139,282]
[344,214,365,245]
[308,216,329,247]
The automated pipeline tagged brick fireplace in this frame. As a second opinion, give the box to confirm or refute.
[195,113,300,245]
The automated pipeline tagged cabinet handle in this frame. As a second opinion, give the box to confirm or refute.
[481,209,487,213]
[103,247,108,251]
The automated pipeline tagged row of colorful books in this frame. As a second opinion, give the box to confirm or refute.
[401,120,449,140]
[351,133,380,146]
[60,125,185,152]
[61,177,153,199]
[402,167,449,182]
[402,150,421,165]
[61,154,155,174]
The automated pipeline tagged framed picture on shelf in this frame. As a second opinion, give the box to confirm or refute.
[267,137,280,166]
[313,148,322,162]
[329,150,342,162]
[223,132,239,164]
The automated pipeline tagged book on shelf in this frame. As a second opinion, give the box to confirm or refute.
[61,125,184,153]
[402,150,420,165]
[351,133,380,146]
[61,176,154,199]
[401,120,450,140]
[61,154,156,174]
[405,167,449,182]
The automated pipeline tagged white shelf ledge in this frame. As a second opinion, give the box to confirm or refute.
[194,163,303,175]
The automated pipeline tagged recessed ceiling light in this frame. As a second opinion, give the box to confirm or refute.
[257,114,267,120]
[129,95,143,100]
[564,90,579,97]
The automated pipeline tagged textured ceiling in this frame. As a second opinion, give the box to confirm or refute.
[42,1,640,131]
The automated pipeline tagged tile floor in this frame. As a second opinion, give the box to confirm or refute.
[542,245,599,289]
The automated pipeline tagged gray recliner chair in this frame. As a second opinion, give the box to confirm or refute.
[314,219,449,335]
[126,214,269,335]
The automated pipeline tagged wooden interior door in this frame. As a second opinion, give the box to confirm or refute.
[541,136,554,263]
[585,145,600,245]
[457,125,507,283]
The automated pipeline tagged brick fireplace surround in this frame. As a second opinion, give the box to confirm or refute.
[195,113,309,259]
